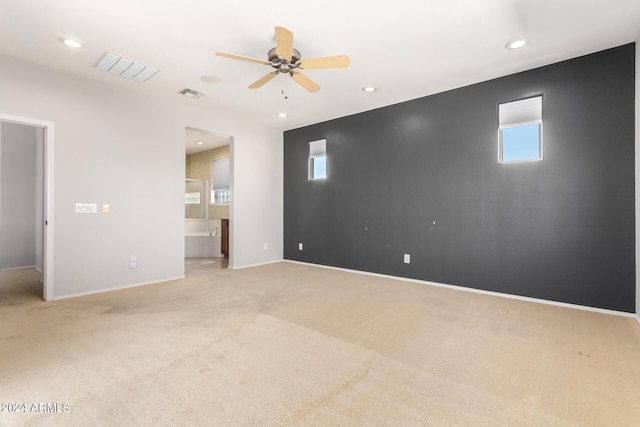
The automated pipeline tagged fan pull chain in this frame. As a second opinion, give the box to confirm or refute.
[281,74,288,100]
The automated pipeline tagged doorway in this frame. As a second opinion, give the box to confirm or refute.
[184,127,232,271]
[0,113,54,301]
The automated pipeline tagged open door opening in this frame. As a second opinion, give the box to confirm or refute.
[184,127,232,272]
[0,113,54,301]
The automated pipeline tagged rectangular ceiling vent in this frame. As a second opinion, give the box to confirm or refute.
[179,88,205,99]
[95,52,158,82]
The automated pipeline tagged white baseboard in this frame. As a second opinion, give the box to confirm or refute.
[230,259,283,270]
[284,260,636,318]
[52,275,186,301]
[0,265,36,271]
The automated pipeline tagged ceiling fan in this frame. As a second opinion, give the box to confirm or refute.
[215,26,350,93]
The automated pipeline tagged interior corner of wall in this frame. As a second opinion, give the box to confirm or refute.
[636,35,640,325]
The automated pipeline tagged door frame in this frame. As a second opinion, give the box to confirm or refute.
[0,113,54,301]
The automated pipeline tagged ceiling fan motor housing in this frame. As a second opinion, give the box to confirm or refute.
[268,47,301,74]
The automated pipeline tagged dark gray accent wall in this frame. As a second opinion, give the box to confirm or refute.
[284,44,636,313]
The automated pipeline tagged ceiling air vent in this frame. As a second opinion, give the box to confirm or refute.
[95,52,158,82]
[179,88,205,99]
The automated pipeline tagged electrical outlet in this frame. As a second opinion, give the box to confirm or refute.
[404,254,411,264]
[298,243,303,251]
[129,257,137,269]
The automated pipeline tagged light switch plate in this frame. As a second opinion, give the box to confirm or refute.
[102,204,110,214]
[75,203,97,214]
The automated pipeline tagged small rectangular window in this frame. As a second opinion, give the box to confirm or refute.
[310,156,327,180]
[212,188,230,204]
[211,158,230,205]
[185,192,201,204]
[499,96,542,163]
[308,139,327,180]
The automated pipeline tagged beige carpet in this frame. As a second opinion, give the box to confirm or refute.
[1,262,639,426]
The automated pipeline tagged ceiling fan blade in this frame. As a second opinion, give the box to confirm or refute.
[215,52,270,65]
[291,72,320,93]
[297,55,350,69]
[249,72,278,89]
[275,26,294,62]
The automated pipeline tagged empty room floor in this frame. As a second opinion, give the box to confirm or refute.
[1,263,639,426]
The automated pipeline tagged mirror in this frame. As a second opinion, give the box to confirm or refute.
[185,179,207,219]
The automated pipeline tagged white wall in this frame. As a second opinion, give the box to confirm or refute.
[0,54,283,299]
[230,134,284,268]
[0,122,37,269]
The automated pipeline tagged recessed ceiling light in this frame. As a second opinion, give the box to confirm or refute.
[60,37,83,48]
[362,86,377,93]
[201,75,221,85]
[277,112,288,118]
[506,39,529,49]
[196,141,205,145]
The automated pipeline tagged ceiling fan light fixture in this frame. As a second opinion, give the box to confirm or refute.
[506,39,529,49]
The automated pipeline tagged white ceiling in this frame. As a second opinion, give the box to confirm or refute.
[1,0,639,138]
